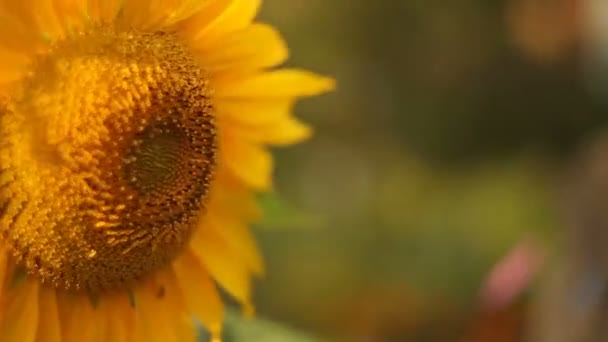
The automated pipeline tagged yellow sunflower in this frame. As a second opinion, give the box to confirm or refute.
[0,0,334,341]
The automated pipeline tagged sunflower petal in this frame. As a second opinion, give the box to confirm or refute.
[33,0,65,39]
[121,0,206,30]
[0,49,29,85]
[57,294,97,342]
[208,169,263,220]
[191,224,253,312]
[220,132,273,190]
[0,0,65,40]
[205,212,264,275]
[181,0,261,43]
[226,116,313,146]
[35,287,61,342]
[0,278,40,342]
[52,0,87,32]
[216,98,294,126]
[195,23,288,75]
[134,288,176,342]
[134,271,186,342]
[0,1,32,35]
[120,0,158,29]
[0,245,10,292]
[176,315,196,342]
[0,5,46,54]
[200,0,261,40]
[159,270,196,342]
[87,0,122,24]
[173,250,223,339]
[159,0,210,27]
[99,293,135,342]
[215,69,336,99]
[177,0,233,38]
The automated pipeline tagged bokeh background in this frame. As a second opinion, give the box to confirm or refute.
[236,0,608,341]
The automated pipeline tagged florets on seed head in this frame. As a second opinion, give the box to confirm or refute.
[0,27,216,292]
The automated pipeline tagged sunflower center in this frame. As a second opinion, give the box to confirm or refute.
[127,122,190,195]
[0,27,216,292]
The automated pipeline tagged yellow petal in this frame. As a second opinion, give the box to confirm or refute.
[87,0,122,23]
[208,169,262,220]
[0,0,64,41]
[32,0,65,39]
[121,0,206,30]
[159,270,196,342]
[216,98,294,126]
[173,250,223,339]
[0,48,29,85]
[57,293,97,342]
[35,287,61,342]
[215,69,336,99]
[52,0,87,32]
[1,2,32,37]
[191,224,253,312]
[119,0,158,29]
[204,212,264,275]
[0,244,10,293]
[134,272,186,342]
[206,0,261,34]
[134,287,176,342]
[158,0,211,27]
[98,293,136,342]
[0,278,40,342]
[181,0,261,42]
[176,315,196,342]
[225,116,313,146]
[195,23,288,75]
[177,0,234,38]
[0,5,46,54]
[220,131,273,190]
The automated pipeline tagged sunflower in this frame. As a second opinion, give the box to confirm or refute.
[0,0,333,341]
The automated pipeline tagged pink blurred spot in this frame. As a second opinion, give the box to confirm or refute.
[479,240,545,311]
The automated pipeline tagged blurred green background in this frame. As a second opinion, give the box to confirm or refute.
[236,0,608,341]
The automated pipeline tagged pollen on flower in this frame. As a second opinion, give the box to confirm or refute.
[0,27,216,292]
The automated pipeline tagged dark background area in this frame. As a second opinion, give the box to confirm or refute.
[246,1,608,340]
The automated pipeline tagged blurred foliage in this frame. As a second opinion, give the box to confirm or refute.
[243,0,608,341]
[197,310,319,342]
